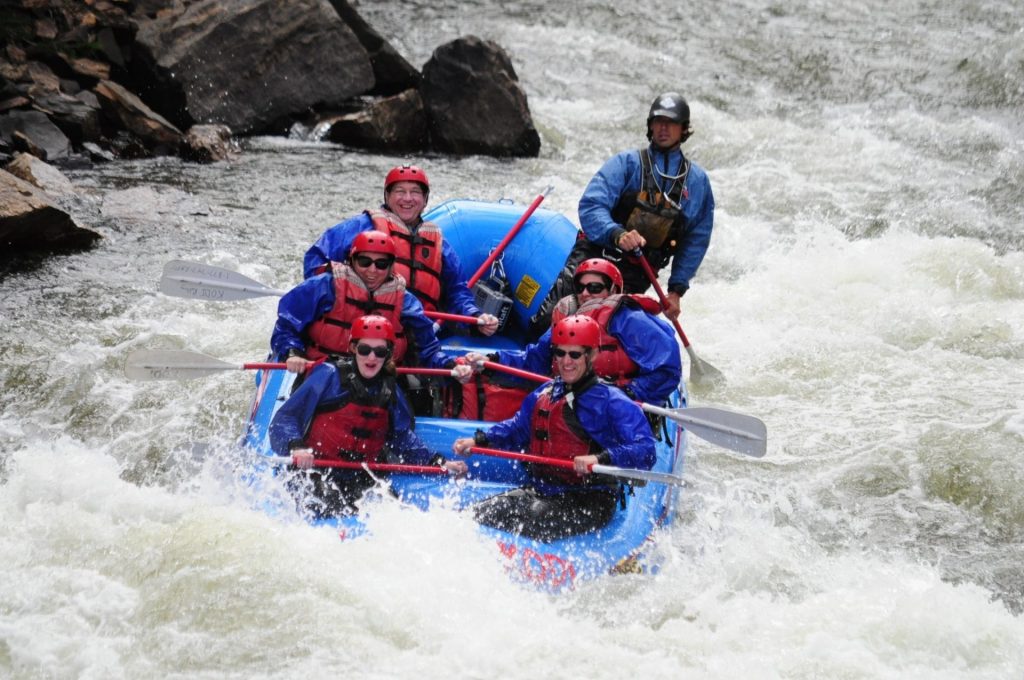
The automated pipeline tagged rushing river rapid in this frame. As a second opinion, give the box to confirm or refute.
[3,1,1024,677]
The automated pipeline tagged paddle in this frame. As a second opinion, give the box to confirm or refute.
[466,186,554,288]
[468,446,684,487]
[266,455,449,475]
[160,260,287,300]
[478,360,548,384]
[639,403,767,458]
[470,359,764,456]
[424,310,489,326]
[125,349,460,381]
[160,260,483,325]
[631,249,725,387]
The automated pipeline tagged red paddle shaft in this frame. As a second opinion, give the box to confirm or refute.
[467,186,553,288]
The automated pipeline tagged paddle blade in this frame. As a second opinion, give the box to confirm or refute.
[643,404,767,458]
[590,464,685,487]
[686,346,727,388]
[125,350,239,381]
[160,260,285,301]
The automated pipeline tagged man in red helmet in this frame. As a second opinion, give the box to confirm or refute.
[466,258,681,405]
[270,315,464,516]
[271,231,473,385]
[452,315,655,542]
[303,164,499,336]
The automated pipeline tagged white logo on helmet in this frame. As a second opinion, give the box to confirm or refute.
[659,96,675,108]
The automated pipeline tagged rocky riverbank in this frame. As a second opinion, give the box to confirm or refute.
[1,0,540,255]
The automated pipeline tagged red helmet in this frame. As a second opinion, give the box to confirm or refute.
[551,315,600,349]
[351,230,397,257]
[385,165,429,194]
[350,315,396,342]
[574,258,623,292]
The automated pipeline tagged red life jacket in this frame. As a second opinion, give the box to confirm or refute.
[306,263,409,363]
[367,209,444,312]
[527,377,602,485]
[551,294,662,386]
[444,372,532,422]
[305,367,393,461]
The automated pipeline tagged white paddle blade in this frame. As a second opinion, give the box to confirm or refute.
[643,403,767,458]
[125,350,239,381]
[590,464,685,487]
[686,346,727,387]
[160,260,285,301]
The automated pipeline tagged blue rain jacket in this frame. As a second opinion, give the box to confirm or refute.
[270,273,455,369]
[578,143,715,292]
[303,211,481,317]
[268,362,433,463]
[495,300,681,404]
[484,377,656,495]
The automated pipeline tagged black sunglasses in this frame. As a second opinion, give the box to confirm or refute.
[552,348,586,360]
[353,255,394,270]
[574,281,608,295]
[355,343,391,358]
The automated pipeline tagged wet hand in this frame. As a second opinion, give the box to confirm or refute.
[452,362,474,384]
[291,448,315,469]
[443,459,469,477]
[477,313,500,336]
[285,355,310,374]
[664,291,681,321]
[573,454,599,476]
[616,229,645,252]
[463,352,488,372]
[452,437,475,456]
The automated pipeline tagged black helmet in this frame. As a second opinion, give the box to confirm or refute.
[647,92,690,126]
[646,92,692,143]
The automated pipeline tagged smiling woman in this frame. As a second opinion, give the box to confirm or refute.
[268,315,460,516]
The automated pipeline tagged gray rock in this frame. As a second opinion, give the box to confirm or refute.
[28,89,102,145]
[93,79,183,154]
[82,141,116,162]
[421,36,540,157]
[5,152,78,197]
[0,169,99,252]
[181,124,237,163]
[325,0,420,95]
[326,89,427,151]
[0,110,71,161]
[131,0,376,134]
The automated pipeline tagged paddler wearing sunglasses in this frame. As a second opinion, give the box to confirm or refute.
[271,230,473,384]
[464,258,681,405]
[270,315,466,517]
[302,164,499,336]
[452,315,655,542]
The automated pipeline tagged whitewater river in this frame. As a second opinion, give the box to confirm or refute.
[2,1,1023,677]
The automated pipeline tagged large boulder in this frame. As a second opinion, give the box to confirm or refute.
[0,169,99,253]
[130,0,376,134]
[325,0,420,95]
[94,79,183,155]
[326,89,427,151]
[421,36,540,157]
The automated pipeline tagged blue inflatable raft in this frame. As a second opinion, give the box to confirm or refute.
[242,199,687,592]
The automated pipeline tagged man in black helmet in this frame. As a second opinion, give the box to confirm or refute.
[528,92,714,337]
